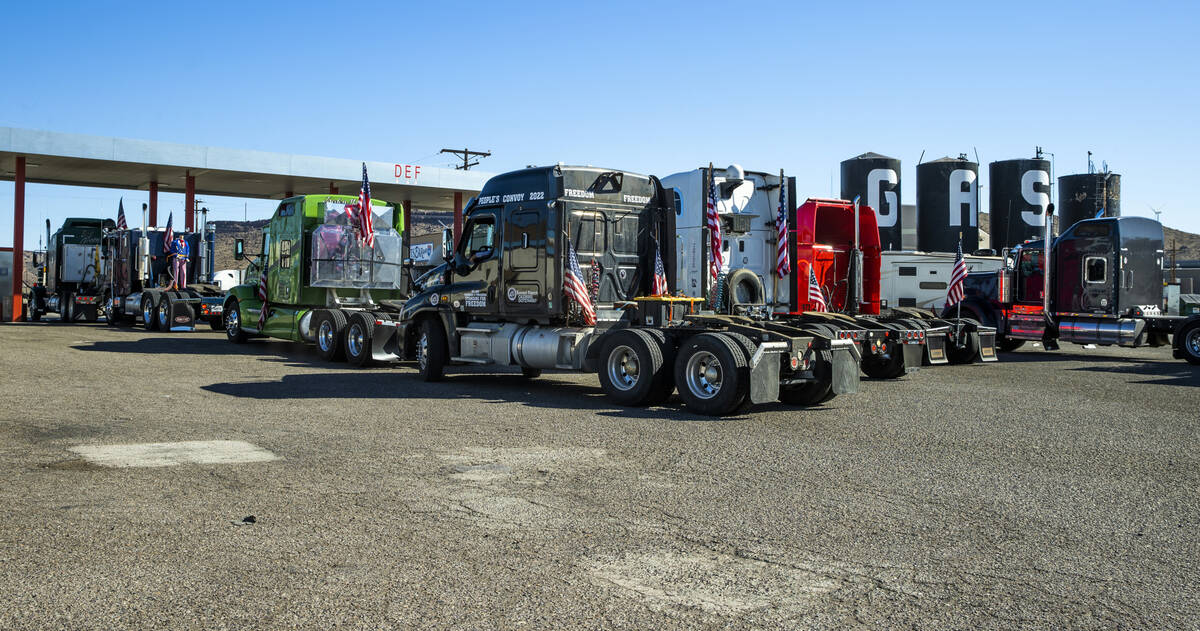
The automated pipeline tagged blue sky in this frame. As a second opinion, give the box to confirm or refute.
[2,0,1197,246]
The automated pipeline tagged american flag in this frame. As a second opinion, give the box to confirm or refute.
[776,173,790,277]
[116,198,128,230]
[257,266,269,328]
[162,212,174,252]
[946,239,968,306]
[651,237,668,296]
[564,239,596,326]
[706,167,722,285]
[357,163,375,248]
[808,266,827,312]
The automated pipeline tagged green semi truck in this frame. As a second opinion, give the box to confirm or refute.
[222,194,409,362]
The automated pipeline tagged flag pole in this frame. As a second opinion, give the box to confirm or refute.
[773,169,782,311]
[956,231,963,341]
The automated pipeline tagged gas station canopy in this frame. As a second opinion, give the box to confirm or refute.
[0,126,492,211]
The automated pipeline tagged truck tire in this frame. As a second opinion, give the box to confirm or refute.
[84,304,99,323]
[780,381,835,406]
[724,269,764,314]
[597,329,664,406]
[344,312,375,367]
[61,293,73,323]
[1177,321,1200,366]
[861,347,906,379]
[640,329,676,405]
[104,298,119,326]
[315,310,348,362]
[673,332,750,416]
[209,317,223,331]
[996,337,1025,352]
[142,293,158,331]
[225,298,248,344]
[156,296,171,331]
[417,318,448,382]
[946,318,981,364]
[521,367,543,379]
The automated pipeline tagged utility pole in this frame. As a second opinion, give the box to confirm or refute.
[440,148,492,170]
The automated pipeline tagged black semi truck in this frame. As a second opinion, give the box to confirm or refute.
[26,218,113,322]
[955,205,1200,364]
[366,165,862,416]
[100,207,224,332]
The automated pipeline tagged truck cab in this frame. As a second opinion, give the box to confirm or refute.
[373,165,861,416]
[224,194,407,354]
[26,217,112,322]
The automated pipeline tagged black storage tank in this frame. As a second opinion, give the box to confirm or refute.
[1058,172,1121,232]
[989,157,1051,250]
[840,152,903,250]
[916,156,978,253]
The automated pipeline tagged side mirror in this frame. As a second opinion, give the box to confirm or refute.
[402,258,413,268]
[234,239,245,260]
[441,228,453,260]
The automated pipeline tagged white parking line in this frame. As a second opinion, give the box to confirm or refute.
[69,440,278,468]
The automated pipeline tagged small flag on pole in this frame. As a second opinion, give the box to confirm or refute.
[162,212,174,252]
[775,171,790,277]
[706,165,723,286]
[946,239,968,307]
[116,198,128,230]
[564,239,596,326]
[808,266,827,312]
[651,237,668,296]
[1095,206,1105,219]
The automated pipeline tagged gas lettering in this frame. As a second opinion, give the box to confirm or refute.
[948,169,977,227]
[867,168,899,228]
[1020,169,1050,226]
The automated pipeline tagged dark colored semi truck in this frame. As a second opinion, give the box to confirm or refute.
[26,218,112,322]
[100,208,225,332]
[368,165,862,416]
[956,205,1200,364]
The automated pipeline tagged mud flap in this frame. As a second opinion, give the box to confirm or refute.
[830,340,860,395]
[923,331,949,365]
[749,354,780,404]
[901,343,924,374]
[165,294,196,332]
[370,321,404,363]
[976,326,998,362]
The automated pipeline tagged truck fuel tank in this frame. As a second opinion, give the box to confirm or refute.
[1057,316,1145,347]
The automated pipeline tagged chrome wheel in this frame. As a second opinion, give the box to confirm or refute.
[225,308,240,334]
[605,344,641,392]
[1187,328,1200,357]
[684,350,723,400]
[318,320,335,352]
[158,302,168,328]
[417,332,429,371]
[143,300,153,324]
[347,323,364,358]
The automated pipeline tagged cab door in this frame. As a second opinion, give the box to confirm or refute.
[456,209,501,317]
[501,205,548,318]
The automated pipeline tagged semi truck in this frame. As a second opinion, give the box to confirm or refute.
[100,206,225,331]
[222,194,409,363]
[25,218,112,322]
[365,165,862,416]
[957,205,1200,363]
[662,165,996,378]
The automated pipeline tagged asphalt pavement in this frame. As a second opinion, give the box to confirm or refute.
[1,322,1197,630]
